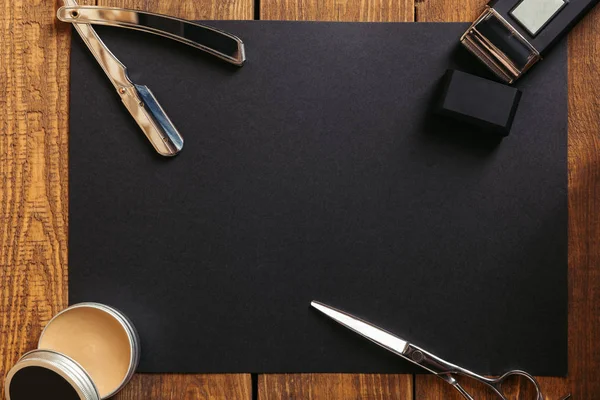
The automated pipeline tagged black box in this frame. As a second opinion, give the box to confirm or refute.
[436,69,522,136]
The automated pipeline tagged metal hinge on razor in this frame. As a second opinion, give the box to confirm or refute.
[58,1,246,156]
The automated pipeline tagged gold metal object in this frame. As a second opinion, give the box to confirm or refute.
[460,7,540,84]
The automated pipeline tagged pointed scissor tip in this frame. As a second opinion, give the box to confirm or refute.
[558,394,571,400]
[311,301,342,319]
[311,301,328,312]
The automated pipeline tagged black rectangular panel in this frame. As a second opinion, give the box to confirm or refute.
[69,21,567,375]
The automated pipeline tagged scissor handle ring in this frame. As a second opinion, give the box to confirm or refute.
[495,370,543,400]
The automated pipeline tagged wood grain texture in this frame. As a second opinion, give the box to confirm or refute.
[0,0,252,399]
[258,374,413,400]
[114,374,252,400]
[566,7,600,399]
[414,2,600,400]
[0,0,90,392]
[261,0,414,22]
[414,0,486,22]
[98,0,253,21]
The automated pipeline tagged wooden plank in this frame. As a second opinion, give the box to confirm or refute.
[100,1,253,398]
[414,0,486,22]
[258,0,414,398]
[115,374,252,400]
[100,0,253,20]
[261,0,414,22]
[259,374,413,400]
[0,0,93,393]
[565,7,600,398]
[415,2,600,400]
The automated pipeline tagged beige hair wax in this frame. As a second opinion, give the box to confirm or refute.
[5,303,139,400]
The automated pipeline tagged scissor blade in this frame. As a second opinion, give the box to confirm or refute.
[311,301,409,357]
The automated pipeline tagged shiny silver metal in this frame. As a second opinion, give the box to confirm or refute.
[311,301,544,400]
[57,5,245,66]
[38,302,140,399]
[4,349,101,400]
[57,1,245,156]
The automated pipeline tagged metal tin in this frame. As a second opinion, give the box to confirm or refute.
[4,303,140,400]
[4,349,101,400]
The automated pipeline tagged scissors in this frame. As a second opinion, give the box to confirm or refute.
[311,301,568,400]
[57,1,245,156]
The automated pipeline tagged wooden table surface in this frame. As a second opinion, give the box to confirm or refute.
[1,0,598,399]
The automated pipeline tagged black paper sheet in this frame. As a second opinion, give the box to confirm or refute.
[69,22,567,375]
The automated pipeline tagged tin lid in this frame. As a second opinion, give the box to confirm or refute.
[4,349,101,400]
[37,302,141,399]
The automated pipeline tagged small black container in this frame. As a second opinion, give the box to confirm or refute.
[436,69,522,136]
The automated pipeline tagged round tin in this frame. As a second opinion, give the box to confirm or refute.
[5,350,100,400]
[4,303,140,400]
